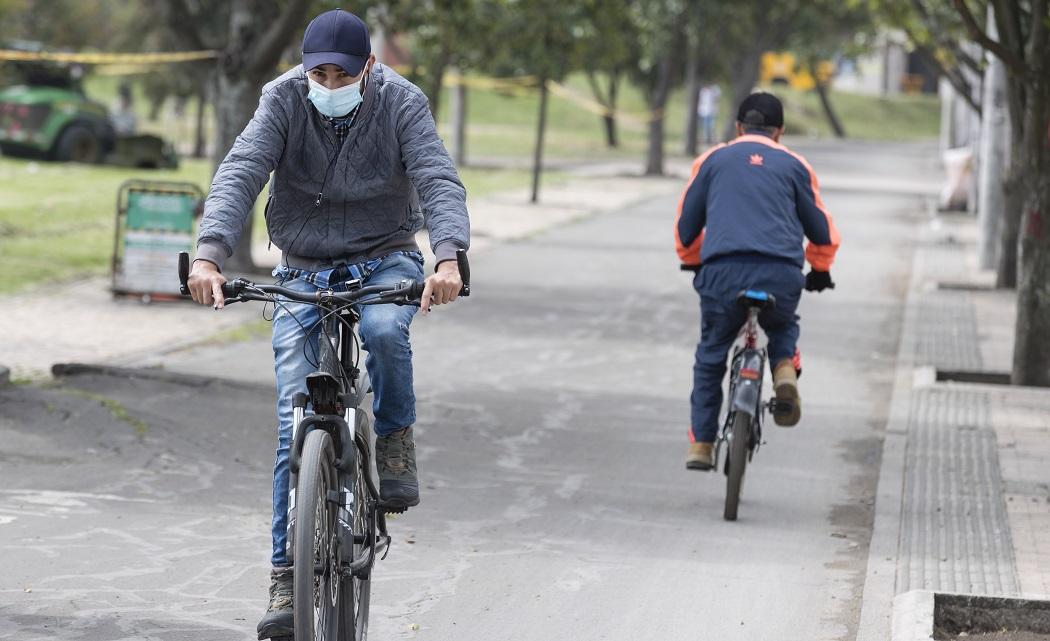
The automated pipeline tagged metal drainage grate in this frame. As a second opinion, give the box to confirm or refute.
[935,369,1013,386]
[936,281,996,292]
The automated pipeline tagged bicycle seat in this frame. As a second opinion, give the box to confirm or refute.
[736,290,776,310]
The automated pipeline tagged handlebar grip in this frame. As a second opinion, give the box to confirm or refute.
[406,280,426,300]
[221,281,241,298]
[456,248,471,296]
[178,252,190,295]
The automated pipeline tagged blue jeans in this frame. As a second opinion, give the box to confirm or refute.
[269,250,423,566]
[700,115,716,144]
[690,260,804,443]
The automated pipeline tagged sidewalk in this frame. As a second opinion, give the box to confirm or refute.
[0,161,682,380]
[858,206,1050,640]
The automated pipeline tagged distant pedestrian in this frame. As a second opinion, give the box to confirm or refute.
[697,83,722,145]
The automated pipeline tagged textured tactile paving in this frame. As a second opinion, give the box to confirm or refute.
[898,386,1020,595]
[914,292,983,371]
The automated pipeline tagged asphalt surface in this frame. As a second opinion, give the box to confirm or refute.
[0,146,930,640]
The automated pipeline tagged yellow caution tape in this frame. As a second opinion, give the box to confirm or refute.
[0,49,218,64]
[546,80,662,126]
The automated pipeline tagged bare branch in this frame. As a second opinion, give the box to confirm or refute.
[162,0,207,50]
[248,0,313,76]
[900,19,982,96]
[584,70,609,108]
[1029,0,1049,73]
[991,0,1026,63]
[952,0,1026,72]
[912,44,983,115]
[955,47,985,75]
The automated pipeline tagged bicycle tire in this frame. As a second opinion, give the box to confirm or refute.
[337,434,372,640]
[723,411,751,521]
[294,429,340,641]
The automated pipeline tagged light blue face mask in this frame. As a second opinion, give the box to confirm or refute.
[307,77,363,118]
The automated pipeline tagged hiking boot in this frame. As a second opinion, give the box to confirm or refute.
[256,566,293,640]
[375,426,419,512]
[686,442,715,471]
[773,359,802,427]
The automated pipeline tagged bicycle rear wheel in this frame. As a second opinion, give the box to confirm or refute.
[723,411,751,521]
[294,429,340,641]
[337,433,372,640]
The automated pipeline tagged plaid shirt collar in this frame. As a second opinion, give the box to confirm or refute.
[325,106,360,144]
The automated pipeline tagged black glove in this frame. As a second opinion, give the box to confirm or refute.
[804,270,835,292]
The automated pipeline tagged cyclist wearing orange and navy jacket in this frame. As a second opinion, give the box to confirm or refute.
[675,92,840,471]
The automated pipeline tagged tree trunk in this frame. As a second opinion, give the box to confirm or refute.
[193,81,207,159]
[602,113,617,149]
[723,47,763,141]
[530,77,549,204]
[450,69,468,168]
[586,71,619,148]
[422,52,450,120]
[208,0,312,275]
[214,69,271,274]
[996,152,1025,288]
[814,79,847,138]
[1010,47,1050,386]
[684,50,701,157]
[645,55,675,176]
[1013,166,1050,386]
[604,74,619,148]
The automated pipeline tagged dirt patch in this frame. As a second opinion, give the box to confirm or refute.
[937,632,1050,641]
[934,594,1050,641]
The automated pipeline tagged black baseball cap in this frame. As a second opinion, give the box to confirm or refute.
[302,9,371,76]
[736,92,784,128]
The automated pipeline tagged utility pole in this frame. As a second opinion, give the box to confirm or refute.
[976,8,1010,269]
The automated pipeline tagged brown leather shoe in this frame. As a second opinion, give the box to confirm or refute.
[686,442,715,471]
[773,359,801,427]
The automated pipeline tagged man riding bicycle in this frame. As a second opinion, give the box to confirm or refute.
[675,92,840,471]
[185,9,470,638]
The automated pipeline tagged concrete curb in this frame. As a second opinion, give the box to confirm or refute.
[892,590,935,641]
[856,206,932,640]
[50,362,272,393]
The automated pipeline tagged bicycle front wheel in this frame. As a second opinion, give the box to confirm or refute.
[337,433,372,641]
[723,411,751,521]
[294,429,340,641]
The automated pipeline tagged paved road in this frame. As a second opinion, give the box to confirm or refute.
[0,144,933,640]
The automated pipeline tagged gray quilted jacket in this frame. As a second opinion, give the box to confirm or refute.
[196,64,469,271]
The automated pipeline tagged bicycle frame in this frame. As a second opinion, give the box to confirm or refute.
[176,248,471,639]
[287,304,390,577]
[714,305,767,470]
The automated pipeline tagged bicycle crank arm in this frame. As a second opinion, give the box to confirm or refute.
[766,398,795,416]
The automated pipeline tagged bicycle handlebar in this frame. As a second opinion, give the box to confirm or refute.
[178,249,471,306]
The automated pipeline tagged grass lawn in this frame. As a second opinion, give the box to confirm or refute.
[0,156,558,295]
[2,72,937,295]
[434,78,941,160]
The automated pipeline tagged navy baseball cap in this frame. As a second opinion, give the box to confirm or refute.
[302,9,371,75]
[736,92,784,128]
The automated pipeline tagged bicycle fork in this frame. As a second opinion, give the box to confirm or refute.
[286,395,390,576]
